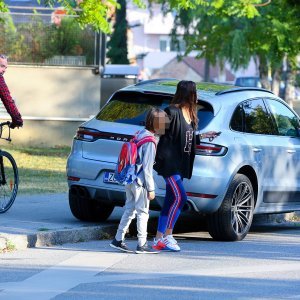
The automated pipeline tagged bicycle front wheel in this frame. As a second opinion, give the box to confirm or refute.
[0,151,19,213]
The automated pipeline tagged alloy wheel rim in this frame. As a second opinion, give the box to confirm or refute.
[231,181,254,236]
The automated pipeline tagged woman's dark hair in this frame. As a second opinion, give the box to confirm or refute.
[171,80,198,128]
[145,107,165,131]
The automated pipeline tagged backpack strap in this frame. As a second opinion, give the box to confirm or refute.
[131,130,140,143]
[135,136,156,178]
[136,136,157,149]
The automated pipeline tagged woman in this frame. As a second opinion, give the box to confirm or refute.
[153,80,217,252]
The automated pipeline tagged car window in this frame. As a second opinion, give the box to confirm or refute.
[235,77,261,88]
[264,98,300,137]
[197,103,214,130]
[230,104,244,132]
[97,91,214,128]
[231,98,275,135]
[96,92,171,125]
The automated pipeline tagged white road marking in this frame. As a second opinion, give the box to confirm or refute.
[1,251,300,299]
[0,252,126,300]
[87,260,300,283]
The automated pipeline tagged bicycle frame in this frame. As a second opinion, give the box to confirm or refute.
[0,154,6,185]
[0,121,11,142]
[0,122,19,213]
[0,122,12,186]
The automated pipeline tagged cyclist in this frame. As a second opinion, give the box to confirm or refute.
[0,54,23,129]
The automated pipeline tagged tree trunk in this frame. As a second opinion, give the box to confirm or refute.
[285,59,296,107]
[204,58,210,82]
[271,68,281,97]
[258,55,271,90]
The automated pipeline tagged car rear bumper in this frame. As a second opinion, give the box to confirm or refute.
[67,151,235,214]
[68,183,162,210]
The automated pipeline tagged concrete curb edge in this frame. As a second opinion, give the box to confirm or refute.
[0,224,117,251]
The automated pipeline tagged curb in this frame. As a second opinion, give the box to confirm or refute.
[0,224,117,251]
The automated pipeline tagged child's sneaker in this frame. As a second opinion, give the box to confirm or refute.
[136,242,160,254]
[163,235,180,252]
[110,238,133,253]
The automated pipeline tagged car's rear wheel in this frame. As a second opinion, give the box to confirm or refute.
[207,174,255,241]
[69,186,114,222]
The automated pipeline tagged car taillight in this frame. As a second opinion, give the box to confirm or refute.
[68,176,80,181]
[195,142,227,156]
[75,127,103,142]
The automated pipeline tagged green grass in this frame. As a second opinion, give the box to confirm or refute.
[2,146,71,195]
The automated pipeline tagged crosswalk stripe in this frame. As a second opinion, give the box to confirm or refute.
[0,251,125,300]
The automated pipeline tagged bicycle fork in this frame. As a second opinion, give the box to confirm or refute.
[0,155,6,185]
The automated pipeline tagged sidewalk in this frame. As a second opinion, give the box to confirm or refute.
[0,193,122,251]
[1,193,298,252]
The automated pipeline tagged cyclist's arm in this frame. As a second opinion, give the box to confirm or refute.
[0,75,23,127]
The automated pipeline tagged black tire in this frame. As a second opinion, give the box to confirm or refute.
[69,186,114,222]
[207,174,255,241]
[0,151,19,213]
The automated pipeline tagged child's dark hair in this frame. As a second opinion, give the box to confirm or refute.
[145,107,165,131]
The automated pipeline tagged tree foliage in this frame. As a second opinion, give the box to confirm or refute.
[0,0,274,33]
[0,12,95,64]
[0,14,26,61]
[170,0,300,93]
[106,0,130,64]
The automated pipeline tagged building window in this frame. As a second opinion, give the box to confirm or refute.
[160,40,168,52]
[170,39,186,52]
[160,37,185,52]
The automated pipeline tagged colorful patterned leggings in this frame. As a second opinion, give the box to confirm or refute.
[157,174,187,234]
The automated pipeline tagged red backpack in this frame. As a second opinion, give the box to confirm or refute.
[114,133,156,185]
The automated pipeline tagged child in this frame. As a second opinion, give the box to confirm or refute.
[110,107,168,254]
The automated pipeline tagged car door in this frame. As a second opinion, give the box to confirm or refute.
[263,98,300,203]
[231,98,278,207]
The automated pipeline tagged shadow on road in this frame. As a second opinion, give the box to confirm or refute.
[127,210,300,241]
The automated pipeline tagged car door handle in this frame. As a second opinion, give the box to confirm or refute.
[252,148,262,153]
[286,149,296,154]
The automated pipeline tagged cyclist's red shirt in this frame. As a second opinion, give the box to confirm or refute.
[0,75,23,126]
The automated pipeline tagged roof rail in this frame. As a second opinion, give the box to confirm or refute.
[135,78,178,86]
[216,87,274,96]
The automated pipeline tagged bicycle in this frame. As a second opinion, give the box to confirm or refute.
[0,121,19,213]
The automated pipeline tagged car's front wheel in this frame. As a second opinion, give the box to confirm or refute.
[69,186,114,222]
[207,174,255,241]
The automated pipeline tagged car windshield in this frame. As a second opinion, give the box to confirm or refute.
[96,92,214,129]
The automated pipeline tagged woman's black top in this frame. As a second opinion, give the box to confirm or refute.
[154,105,196,179]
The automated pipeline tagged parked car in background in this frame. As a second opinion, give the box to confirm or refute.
[67,79,300,241]
[235,76,262,88]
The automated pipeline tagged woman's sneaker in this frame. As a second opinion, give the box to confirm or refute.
[163,235,180,252]
[152,236,180,252]
[152,237,168,251]
[110,238,133,253]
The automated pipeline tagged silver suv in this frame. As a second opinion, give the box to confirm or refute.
[67,79,300,241]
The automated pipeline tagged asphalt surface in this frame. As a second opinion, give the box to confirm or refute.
[0,192,299,252]
[1,228,300,299]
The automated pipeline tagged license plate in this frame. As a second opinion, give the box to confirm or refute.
[103,171,118,184]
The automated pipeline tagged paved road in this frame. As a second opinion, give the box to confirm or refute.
[0,193,196,250]
[1,225,300,300]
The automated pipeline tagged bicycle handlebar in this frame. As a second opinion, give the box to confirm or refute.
[0,121,12,142]
[0,121,11,127]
